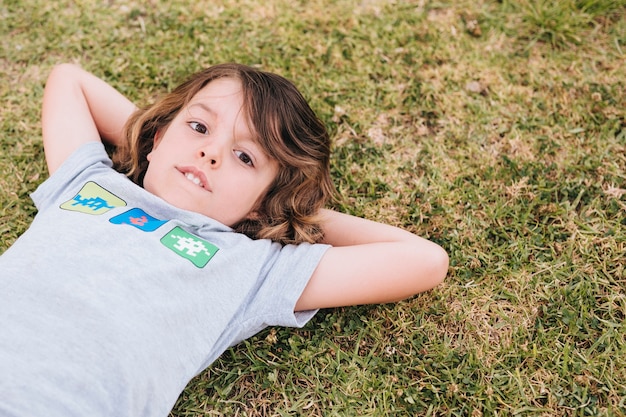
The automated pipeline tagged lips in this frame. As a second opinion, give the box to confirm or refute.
[178,167,211,191]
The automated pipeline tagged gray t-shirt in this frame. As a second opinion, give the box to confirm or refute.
[0,142,329,417]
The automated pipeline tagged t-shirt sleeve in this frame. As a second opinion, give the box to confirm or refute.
[233,241,331,344]
[31,142,113,211]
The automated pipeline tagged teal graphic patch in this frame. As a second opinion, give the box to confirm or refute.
[110,208,167,232]
[160,226,219,268]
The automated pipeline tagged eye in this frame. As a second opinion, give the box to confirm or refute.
[189,121,208,134]
[234,150,254,167]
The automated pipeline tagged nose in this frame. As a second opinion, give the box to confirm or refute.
[198,141,224,168]
[199,150,219,166]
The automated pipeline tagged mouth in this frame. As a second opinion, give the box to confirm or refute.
[178,167,210,191]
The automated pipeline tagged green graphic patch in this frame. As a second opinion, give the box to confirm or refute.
[160,226,219,268]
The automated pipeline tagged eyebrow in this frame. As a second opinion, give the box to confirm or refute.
[187,102,216,117]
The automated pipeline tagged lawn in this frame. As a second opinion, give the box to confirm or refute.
[1,0,625,415]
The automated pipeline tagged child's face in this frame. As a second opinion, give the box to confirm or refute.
[143,77,279,227]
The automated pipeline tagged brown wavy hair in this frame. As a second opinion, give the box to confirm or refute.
[112,63,335,245]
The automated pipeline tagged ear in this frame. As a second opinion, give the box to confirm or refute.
[147,130,161,162]
[245,210,261,221]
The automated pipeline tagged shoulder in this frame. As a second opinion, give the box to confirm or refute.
[31,142,114,210]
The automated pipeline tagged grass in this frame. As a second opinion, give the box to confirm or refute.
[1,0,625,415]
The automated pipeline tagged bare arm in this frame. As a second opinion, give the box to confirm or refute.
[295,209,448,311]
[42,63,137,174]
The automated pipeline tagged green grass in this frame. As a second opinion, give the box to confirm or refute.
[1,0,625,415]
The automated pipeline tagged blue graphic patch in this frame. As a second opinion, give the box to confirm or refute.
[109,208,168,232]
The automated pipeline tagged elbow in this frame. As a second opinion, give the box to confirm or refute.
[48,63,81,79]
[432,245,449,287]
[417,242,448,292]
[405,241,449,298]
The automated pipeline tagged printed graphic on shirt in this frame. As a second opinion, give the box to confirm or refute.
[160,226,219,268]
[110,208,167,232]
[61,182,126,215]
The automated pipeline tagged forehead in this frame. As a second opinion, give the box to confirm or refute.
[186,77,254,130]
[189,77,244,107]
